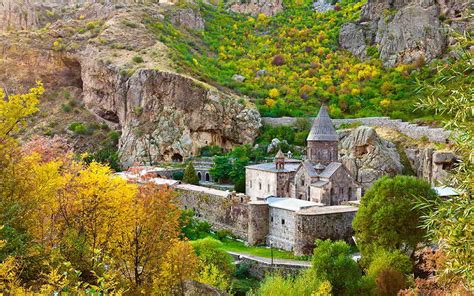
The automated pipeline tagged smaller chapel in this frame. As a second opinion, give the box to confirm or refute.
[246,106,361,205]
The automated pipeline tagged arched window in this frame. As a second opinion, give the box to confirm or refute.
[301,178,305,186]
[348,187,352,199]
[197,172,202,180]
[205,173,210,182]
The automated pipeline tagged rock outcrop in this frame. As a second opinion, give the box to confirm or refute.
[0,3,261,166]
[228,0,283,16]
[405,147,456,185]
[339,0,471,67]
[338,126,403,189]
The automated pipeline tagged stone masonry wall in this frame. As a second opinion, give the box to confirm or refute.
[294,209,357,255]
[263,117,451,143]
[175,186,249,239]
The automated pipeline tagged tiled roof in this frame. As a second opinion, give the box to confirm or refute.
[302,160,318,177]
[307,105,338,141]
[318,162,342,178]
[311,180,329,187]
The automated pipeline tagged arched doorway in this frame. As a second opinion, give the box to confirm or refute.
[197,172,202,181]
[171,153,183,162]
[205,172,210,182]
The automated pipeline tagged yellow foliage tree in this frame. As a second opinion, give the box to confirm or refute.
[112,183,181,291]
[153,240,198,295]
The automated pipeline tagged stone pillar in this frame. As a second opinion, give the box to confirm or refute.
[247,201,269,245]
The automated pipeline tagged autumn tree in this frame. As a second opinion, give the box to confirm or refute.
[55,162,137,282]
[112,183,181,291]
[153,240,198,295]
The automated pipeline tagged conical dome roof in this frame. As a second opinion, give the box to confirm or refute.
[275,150,285,159]
[307,105,338,141]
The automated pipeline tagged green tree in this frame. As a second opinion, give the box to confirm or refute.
[311,240,372,295]
[209,156,232,183]
[255,240,374,296]
[353,176,437,263]
[182,162,200,185]
[230,157,249,193]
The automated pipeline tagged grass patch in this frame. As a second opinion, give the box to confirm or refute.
[201,234,307,261]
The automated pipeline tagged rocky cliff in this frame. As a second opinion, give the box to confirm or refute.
[338,126,403,189]
[0,2,261,166]
[339,0,472,66]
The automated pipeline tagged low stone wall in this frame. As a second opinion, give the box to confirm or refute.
[262,117,451,143]
[228,252,309,280]
[175,184,250,239]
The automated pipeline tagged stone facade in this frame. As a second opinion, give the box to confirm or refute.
[176,184,250,239]
[193,158,214,183]
[294,206,357,255]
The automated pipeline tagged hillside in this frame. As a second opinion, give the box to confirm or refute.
[0,0,472,166]
[153,0,472,119]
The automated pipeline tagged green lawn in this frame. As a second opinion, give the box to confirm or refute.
[203,234,310,261]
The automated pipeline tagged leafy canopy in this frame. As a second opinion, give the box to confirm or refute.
[353,175,437,261]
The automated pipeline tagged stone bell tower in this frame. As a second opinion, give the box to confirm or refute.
[306,105,339,165]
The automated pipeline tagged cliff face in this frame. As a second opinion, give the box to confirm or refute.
[338,126,403,189]
[339,0,471,67]
[0,3,261,166]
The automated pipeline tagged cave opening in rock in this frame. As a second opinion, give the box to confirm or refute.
[171,153,183,163]
[62,57,83,90]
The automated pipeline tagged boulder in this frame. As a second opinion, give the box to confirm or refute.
[170,7,205,30]
[228,0,283,16]
[338,126,403,189]
[232,74,246,82]
[312,0,335,13]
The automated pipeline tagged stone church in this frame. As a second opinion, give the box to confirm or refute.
[246,105,361,204]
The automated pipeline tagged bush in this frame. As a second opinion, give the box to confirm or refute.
[216,229,233,241]
[61,103,72,112]
[132,55,144,63]
[68,122,90,135]
[271,55,285,66]
[179,210,211,240]
[199,145,223,157]
[172,171,184,180]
